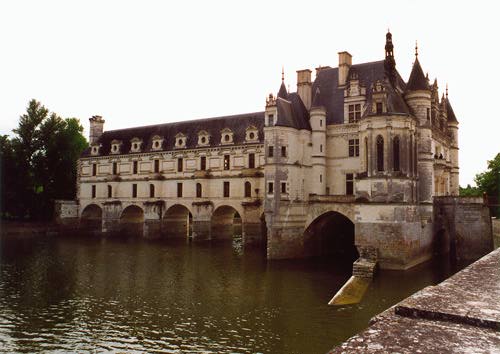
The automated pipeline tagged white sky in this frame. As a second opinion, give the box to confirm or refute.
[1,0,499,186]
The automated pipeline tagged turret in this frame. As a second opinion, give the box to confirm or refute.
[89,115,105,145]
[445,86,459,195]
[310,88,327,195]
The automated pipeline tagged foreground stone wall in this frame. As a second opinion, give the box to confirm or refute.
[492,218,500,249]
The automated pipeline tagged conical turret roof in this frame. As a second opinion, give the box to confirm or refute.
[406,58,429,91]
[277,81,288,99]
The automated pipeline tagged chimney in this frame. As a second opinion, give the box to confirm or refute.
[296,69,312,110]
[89,115,105,145]
[338,51,352,86]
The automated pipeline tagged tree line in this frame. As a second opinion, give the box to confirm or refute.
[0,99,88,220]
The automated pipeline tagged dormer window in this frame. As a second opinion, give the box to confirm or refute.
[175,133,187,148]
[197,130,210,146]
[348,104,361,123]
[220,128,234,145]
[130,138,142,153]
[151,135,163,151]
[376,102,383,114]
[110,140,122,154]
[267,114,275,126]
[90,144,100,156]
[245,126,259,142]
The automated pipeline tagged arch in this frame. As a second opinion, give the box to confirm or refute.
[163,204,192,238]
[80,204,102,232]
[393,135,400,172]
[376,135,384,172]
[211,205,242,240]
[303,211,358,263]
[119,205,144,236]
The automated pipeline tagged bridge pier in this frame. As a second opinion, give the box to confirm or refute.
[101,202,122,235]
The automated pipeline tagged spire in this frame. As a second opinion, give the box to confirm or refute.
[406,55,429,91]
[384,30,396,84]
[277,68,288,99]
[281,66,284,82]
[446,83,448,98]
[415,40,418,58]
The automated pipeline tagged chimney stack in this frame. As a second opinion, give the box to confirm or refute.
[338,51,352,86]
[296,69,312,110]
[89,115,105,145]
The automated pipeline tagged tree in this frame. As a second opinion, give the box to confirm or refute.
[474,153,500,217]
[0,99,88,220]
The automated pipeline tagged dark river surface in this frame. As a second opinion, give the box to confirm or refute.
[0,233,467,354]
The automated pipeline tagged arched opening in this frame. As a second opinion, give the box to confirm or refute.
[119,205,144,236]
[393,136,400,172]
[211,206,242,241]
[80,204,102,232]
[244,181,251,198]
[303,211,358,263]
[163,204,192,238]
[376,135,384,172]
[149,184,155,198]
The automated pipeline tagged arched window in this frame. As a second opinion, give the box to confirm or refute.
[393,136,400,172]
[244,181,251,198]
[376,135,384,172]
[196,183,202,198]
[149,184,155,198]
[364,137,368,173]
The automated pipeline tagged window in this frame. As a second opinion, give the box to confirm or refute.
[112,162,117,175]
[346,173,354,195]
[244,181,251,197]
[200,156,206,170]
[201,136,206,144]
[224,155,230,170]
[249,132,255,139]
[364,137,369,172]
[320,144,323,153]
[154,159,160,173]
[281,146,287,157]
[248,153,255,168]
[224,134,230,142]
[320,119,323,127]
[348,104,361,123]
[320,174,322,183]
[393,136,400,172]
[91,185,96,198]
[196,183,202,198]
[177,183,183,197]
[107,185,112,198]
[92,163,97,176]
[149,184,155,198]
[132,184,137,198]
[376,102,383,115]
[349,139,360,157]
[177,158,183,172]
[133,161,138,174]
[223,181,230,197]
[426,108,430,121]
[281,182,286,194]
[376,135,384,171]
[154,141,160,148]
[268,182,274,194]
[268,146,274,157]
[268,114,274,126]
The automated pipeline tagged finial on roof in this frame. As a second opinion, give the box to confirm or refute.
[446,83,448,98]
[281,66,284,82]
[415,41,418,57]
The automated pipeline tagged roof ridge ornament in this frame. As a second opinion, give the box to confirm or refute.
[415,40,418,58]
[446,83,449,98]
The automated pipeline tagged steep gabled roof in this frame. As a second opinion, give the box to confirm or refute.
[446,99,458,123]
[277,81,288,99]
[275,93,311,130]
[406,58,429,91]
[81,111,265,157]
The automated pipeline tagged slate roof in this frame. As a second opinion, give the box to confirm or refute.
[82,112,264,157]
[446,99,458,123]
[311,60,409,124]
[275,92,311,130]
[406,58,429,91]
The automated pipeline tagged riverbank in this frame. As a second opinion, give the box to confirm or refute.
[329,247,500,353]
[0,221,54,236]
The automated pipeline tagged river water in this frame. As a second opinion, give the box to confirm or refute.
[0,234,466,354]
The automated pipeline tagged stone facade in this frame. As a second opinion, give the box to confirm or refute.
[71,31,491,271]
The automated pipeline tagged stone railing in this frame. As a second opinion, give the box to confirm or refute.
[308,194,356,203]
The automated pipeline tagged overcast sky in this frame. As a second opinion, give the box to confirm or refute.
[1,0,499,186]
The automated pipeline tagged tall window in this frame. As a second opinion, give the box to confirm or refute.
[376,135,384,172]
[268,146,274,157]
[91,185,96,198]
[92,163,97,176]
[177,183,183,197]
[281,182,287,194]
[348,139,359,157]
[281,146,287,157]
[196,183,202,198]
[248,153,255,168]
[426,108,430,121]
[364,137,369,172]
[177,158,183,172]
[223,181,230,197]
[154,159,160,173]
[149,184,155,198]
[107,185,112,198]
[268,114,274,126]
[133,161,138,174]
[244,181,251,197]
[268,182,274,194]
[320,144,323,153]
[112,162,117,175]
[409,135,413,175]
[376,102,383,114]
[132,184,137,198]
[393,136,400,172]
[348,104,361,123]
[224,155,230,170]
[346,173,354,195]
[200,156,206,170]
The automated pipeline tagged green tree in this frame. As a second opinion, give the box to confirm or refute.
[474,153,500,217]
[459,184,481,197]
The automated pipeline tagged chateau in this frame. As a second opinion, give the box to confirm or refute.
[70,32,491,272]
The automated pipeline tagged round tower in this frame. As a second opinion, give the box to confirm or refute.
[310,88,327,195]
[445,88,459,196]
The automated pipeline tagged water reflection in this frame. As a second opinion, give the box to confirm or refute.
[0,234,466,354]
